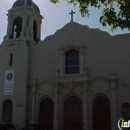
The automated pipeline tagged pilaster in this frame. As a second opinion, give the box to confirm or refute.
[30,14,34,39]
[82,69,89,130]
[31,77,37,124]
[79,46,84,75]
[21,12,27,38]
[110,71,117,130]
[6,11,12,40]
[59,49,64,76]
[82,80,89,130]
[53,82,59,130]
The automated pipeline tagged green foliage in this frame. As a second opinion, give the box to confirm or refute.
[50,0,130,31]
[0,123,15,130]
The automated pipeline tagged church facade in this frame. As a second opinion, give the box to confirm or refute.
[0,0,130,130]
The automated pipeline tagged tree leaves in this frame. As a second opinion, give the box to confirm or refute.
[50,0,130,31]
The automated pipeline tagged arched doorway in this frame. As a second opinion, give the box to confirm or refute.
[93,96,111,130]
[63,96,82,130]
[122,102,130,119]
[2,99,13,122]
[39,98,54,130]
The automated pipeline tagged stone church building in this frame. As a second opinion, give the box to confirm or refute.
[0,0,130,130]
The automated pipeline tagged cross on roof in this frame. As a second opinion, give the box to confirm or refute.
[69,10,75,22]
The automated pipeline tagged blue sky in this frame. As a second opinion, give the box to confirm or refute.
[0,0,129,43]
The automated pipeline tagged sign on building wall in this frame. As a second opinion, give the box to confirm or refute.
[4,70,14,95]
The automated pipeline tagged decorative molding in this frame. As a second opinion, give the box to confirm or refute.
[15,104,23,107]
[4,40,19,50]
[37,80,52,87]
[90,76,110,83]
[59,80,83,88]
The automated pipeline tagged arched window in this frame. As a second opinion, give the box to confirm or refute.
[33,20,38,42]
[122,102,130,119]
[2,99,13,122]
[65,50,79,74]
[11,17,22,39]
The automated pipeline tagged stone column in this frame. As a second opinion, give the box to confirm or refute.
[36,15,43,41]
[79,46,84,75]
[59,49,64,76]
[6,14,10,40]
[82,80,88,130]
[6,11,12,40]
[53,83,59,130]
[21,12,26,38]
[31,77,37,124]
[30,14,34,39]
[110,72,117,130]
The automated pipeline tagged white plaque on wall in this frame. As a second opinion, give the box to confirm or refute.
[4,70,14,95]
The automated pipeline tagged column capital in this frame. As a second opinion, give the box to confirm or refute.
[110,71,118,89]
[110,71,117,80]
[53,82,60,93]
[110,77,118,82]
[83,67,88,80]
[55,70,60,82]
[79,46,85,54]
[81,80,88,91]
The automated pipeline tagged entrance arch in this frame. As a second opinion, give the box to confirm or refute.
[122,102,130,119]
[39,98,54,130]
[63,96,83,130]
[93,96,111,130]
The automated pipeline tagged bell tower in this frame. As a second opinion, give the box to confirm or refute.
[0,0,43,128]
[5,0,43,43]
